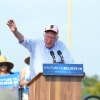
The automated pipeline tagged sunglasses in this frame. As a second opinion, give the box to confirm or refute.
[0,63,8,67]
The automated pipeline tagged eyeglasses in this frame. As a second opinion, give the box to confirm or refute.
[0,63,8,67]
[45,35,57,41]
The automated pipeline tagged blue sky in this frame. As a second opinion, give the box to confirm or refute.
[0,0,100,77]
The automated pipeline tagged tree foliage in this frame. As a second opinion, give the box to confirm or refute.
[82,75,100,98]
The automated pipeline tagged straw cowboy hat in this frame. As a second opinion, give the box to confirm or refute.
[24,57,30,65]
[0,55,14,70]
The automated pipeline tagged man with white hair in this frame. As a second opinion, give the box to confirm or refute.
[7,20,74,79]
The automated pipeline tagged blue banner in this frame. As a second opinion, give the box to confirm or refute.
[43,64,84,76]
[0,72,20,88]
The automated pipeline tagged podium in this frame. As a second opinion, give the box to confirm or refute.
[27,64,85,100]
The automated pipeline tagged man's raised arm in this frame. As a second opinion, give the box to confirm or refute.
[7,19,24,42]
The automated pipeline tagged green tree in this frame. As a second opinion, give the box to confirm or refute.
[82,75,100,98]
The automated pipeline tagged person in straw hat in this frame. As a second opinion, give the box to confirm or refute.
[0,55,14,75]
[20,57,30,100]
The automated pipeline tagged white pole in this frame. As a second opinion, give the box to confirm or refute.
[67,0,72,50]
[0,50,1,55]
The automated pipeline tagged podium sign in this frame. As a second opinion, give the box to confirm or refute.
[43,64,84,76]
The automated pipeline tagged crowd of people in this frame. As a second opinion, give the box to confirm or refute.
[0,19,74,100]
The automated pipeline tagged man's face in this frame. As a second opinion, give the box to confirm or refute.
[44,31,58,49]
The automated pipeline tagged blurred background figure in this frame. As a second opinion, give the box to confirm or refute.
[0,52,14,75]
[20,57,30,100]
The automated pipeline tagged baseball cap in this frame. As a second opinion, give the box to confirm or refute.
[44,25,59,34]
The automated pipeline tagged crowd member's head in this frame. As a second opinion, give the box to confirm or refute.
[44,25,59,49]
[24,57,30,65]
[0,55,14,75]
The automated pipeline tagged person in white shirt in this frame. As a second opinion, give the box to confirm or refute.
[20,57,30,100]
[7,20,74,79]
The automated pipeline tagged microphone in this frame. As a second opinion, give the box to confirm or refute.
[50,51,56,63]
[57,50,65,63]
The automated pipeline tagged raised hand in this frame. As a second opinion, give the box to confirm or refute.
[7,19,24,41]
[7,20,17,32]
